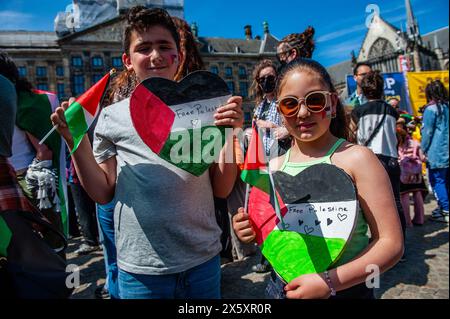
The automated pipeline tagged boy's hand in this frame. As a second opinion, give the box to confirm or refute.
[214,96,244,128]
[232,207,256,243]
[50,97,75,148]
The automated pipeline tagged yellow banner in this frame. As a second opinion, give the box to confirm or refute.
[406,71,449,116]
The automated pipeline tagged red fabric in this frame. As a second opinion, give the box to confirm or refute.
[248,186,287,245]
[242,124,267,171]
[76,73,110,117]
[130,84,175,154]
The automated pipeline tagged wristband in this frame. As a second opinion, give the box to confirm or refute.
[324,271,336,296]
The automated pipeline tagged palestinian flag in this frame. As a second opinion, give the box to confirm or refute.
[65,70,113,153]
[16,89,69,235]
[241,123,286,229]
[240,123,270,193]
[248,163,358,283]
[130,71,231,176]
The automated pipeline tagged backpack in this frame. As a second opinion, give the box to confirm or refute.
[399,140,423,184]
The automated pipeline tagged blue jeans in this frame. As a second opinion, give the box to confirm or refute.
[97,201,119,299]
[428,167,449,212]
[118,255,221,299]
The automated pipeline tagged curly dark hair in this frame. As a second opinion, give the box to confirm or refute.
[278,26,315,59]
[275,58,350,140]
[360,71,384,100]
[425,79,449,105]
[123,6,180,55]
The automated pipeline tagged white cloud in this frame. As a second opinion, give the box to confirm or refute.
[0,10,33,29]
[316,38,363,60]
[317,24,367,43]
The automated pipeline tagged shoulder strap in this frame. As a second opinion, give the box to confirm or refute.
[280,148,292,170]
[364,103,387,147]
[326,138,346,157]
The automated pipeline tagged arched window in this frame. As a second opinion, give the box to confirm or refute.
[368,38,395,59]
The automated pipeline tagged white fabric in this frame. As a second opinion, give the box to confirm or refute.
[10,125,35,171]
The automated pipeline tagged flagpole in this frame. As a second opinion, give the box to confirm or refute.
[268,169,286,230]
[38,68,116,146]
[243,183,250,214]
[39,124,58,145]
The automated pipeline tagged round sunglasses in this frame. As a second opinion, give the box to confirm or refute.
[277,91,334,117]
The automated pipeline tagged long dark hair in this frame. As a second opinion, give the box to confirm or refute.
[276,58,349,140]
[425,80,448,105]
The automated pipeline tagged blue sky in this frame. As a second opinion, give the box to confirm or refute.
[0,0,448,66]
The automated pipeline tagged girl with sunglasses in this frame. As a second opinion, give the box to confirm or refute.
[233,58,403,299]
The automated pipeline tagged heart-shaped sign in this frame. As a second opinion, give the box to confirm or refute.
[130,71,231,176]
[248,163,358,283]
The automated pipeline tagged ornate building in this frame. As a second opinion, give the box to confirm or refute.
[327,0,448,95]
[0,0,278,124]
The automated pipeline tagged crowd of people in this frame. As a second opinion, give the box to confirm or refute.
[0,5,448,299]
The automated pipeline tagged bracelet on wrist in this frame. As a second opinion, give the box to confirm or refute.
[324,270,336,296]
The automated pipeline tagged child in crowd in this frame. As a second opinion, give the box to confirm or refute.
[51,6,243,299]
[397,126,427,226]
[233,58,403,299]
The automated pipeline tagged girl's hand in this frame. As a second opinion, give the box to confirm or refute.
[232,207,256,243]
[214,96,244,128]
[284,273,332,299]
[50,97,75,148]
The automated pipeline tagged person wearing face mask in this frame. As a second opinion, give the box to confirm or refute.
[276,26,315,69]
[250,59,290,160]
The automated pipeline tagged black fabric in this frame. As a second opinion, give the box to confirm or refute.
[69,183,99,246]
[214,197,232,260]
[376,154,407,238]
[0,210,72,299]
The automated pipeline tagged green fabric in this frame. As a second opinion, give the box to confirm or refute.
[279,138,369,269]
[16,91,60,156]
[65,101,88,154]
[159,125,227,177]
[0,216,12,257]
[241,168,270,194]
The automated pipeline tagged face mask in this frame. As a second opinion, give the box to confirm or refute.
[259,75,276,94]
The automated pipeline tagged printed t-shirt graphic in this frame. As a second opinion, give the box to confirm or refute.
[130,71,231,176]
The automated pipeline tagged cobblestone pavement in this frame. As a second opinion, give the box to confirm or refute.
[68,199,448,299]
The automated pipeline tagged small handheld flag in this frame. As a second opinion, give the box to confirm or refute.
[40,69,114,153]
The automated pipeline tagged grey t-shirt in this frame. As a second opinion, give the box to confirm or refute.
[0,75,17,157]
[93,98,222,275]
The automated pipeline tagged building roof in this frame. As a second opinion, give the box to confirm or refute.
[198,33,278,55]
[327,59,353,86]
[0,31,58,48]
[422,26,449,53]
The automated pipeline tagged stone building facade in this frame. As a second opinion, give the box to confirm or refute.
[0,2,279,125]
